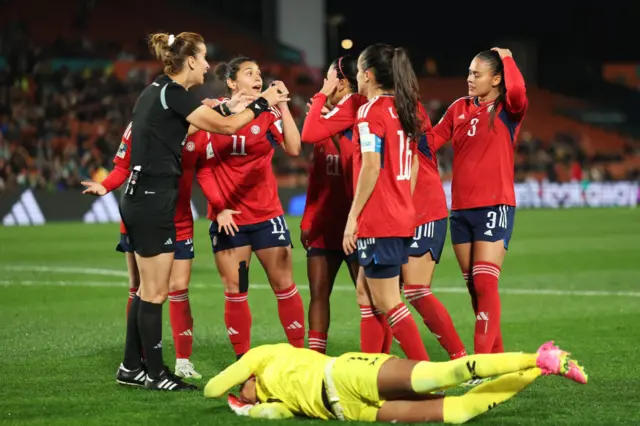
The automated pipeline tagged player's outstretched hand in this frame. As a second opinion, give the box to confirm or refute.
[491,47,513,59]
[227,89,257,113]
[217,209,241,236]
[81,181,107,196]
[343,215,358,255]
[300,229,310,250]
[261,84,290,107]
[320,68,340,97]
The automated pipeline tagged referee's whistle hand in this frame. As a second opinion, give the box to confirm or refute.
[81,181,107,196]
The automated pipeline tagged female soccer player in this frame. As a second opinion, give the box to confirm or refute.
[343,43,428,360]
[204,341,587,423]
[300,55,367,354]
[82,31,286,391]
[402,105,467,360]
[433,48,528,355]
[197,56,304,359]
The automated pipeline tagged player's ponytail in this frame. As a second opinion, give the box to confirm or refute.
[148,32,204,75]
[475,50,505,129]
[214,56,256,95]
[391,47,421,138]
[361,44,422,137]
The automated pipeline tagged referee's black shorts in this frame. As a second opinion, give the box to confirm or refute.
[119,177,178,257]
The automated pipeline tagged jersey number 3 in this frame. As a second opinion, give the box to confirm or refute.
[396,130,412,181]
[467,118,479,137]
[231,135,247,156]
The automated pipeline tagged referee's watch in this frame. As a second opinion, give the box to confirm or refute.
[247,97,270,117]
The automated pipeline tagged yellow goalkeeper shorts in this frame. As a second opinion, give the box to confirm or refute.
[329,352,395,422]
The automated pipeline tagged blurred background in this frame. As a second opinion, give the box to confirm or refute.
[1,0,639,223]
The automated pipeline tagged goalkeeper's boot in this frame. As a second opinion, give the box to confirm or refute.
[145,367,198,391]
[116,363,147,387]
[537,341,588,384]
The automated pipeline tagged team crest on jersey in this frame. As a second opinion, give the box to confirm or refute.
[250,125,261,135]
[117,142,128,158]
[186,141,195,152]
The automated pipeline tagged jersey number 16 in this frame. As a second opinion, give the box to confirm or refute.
[396,130,412,181]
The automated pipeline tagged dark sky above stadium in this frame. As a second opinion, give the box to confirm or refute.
[326,0,636,64]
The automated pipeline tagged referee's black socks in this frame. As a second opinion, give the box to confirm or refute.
[122,295,142,369]
[138,300,165,379]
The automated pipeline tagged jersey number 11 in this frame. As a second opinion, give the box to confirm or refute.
[231,135,247,156]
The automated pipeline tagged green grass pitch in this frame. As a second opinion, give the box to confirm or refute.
[1,208,639,425]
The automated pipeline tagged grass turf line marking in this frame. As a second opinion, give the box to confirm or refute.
[1,266,639,297]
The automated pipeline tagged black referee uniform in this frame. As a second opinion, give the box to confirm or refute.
[120,74,202,257]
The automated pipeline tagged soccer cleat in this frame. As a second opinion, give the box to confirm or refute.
[175,359,202,379]
[536,341,570,377]
[537,340,588,384]
[565,359,589,384]
[145,368,198,391]
[116,363,147,387]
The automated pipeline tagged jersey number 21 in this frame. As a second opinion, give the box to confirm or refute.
[396,130,412,181]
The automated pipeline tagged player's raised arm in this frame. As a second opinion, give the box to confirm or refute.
[491,48,527,116]
[301,60,359,143]
[269,81,301,156]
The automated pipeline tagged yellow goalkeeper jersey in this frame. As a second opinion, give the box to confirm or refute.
[205,343,334,420]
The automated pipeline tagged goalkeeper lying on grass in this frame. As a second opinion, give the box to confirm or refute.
[204,341,587,423]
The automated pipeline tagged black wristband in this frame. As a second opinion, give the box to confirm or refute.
[221,102,232,116]
[212,104,225,116]
[246,97,269,117]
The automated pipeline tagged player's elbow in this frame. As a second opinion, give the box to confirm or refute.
[300,128,323,144]
[284,142,301,157]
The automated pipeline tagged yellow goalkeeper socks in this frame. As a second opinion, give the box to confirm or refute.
[410,353,538,393]
[443,368,541,424]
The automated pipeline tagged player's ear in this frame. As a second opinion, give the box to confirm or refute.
[227,78,237,92]
[491,73,502,88]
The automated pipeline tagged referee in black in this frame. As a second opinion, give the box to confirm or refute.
[107,31,287,391]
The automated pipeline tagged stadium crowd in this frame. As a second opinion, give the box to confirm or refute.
[1,26,638,193]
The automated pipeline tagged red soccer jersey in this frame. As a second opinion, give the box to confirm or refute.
[300,92,366,249]
[414,105,448,225]
[352,95,417,238]
[202,105,285,225]
[433,57,528,210]
[174,130,210,240]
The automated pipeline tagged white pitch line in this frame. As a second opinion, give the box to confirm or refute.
[0,264,639,298]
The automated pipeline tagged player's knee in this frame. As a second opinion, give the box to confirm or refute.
[144,288,168,304]
[221,275,241,293]
[268,272,294,292]
[169,276,189,292]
